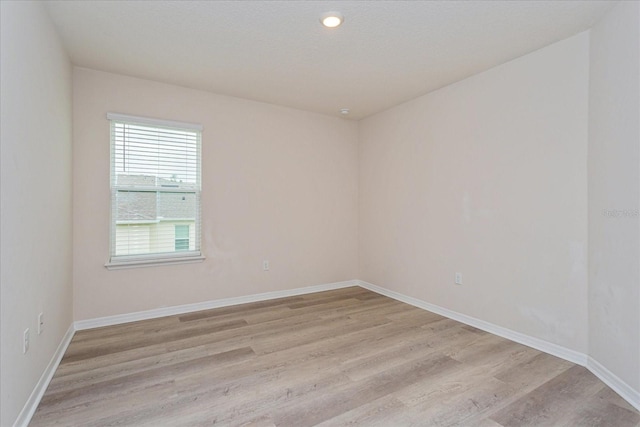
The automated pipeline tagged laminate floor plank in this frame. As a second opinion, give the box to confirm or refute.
[271,352,463,427]
[38,347,256,416]
[340,327,480,382]
[489,365,640,426]
[45,340,255,396]
[315,395,416,427]
[493,351,575,389]
[415,376,516,426]
[55,297,378,378]
[62,319,250,364]
[30,287,639,426]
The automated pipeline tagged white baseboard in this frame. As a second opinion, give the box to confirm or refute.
[13,280,358,426]
[357,280,588,366]
[13,324,75,427]
[74,280,358,330]
[357,280,640,412]
[14,278,639,427]
[588,356,640,411]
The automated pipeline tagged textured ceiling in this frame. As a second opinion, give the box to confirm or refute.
[45,1,615,120]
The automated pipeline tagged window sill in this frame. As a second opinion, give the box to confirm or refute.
[105,255,205,270]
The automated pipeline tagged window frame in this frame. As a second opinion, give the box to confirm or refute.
[105,113,204,270]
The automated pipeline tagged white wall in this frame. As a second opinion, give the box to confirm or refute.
[0,2,73,426]
[588,0,640,394]
[359,33,590,353]
[4,1,638,421]
[73,68,359,320]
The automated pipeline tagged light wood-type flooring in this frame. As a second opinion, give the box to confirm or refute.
[31,287,640,426]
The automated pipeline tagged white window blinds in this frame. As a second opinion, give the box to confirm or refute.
[107,113,202,267]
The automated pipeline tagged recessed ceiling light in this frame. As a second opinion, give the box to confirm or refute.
[321,12,344,28]
[340,108,350,115]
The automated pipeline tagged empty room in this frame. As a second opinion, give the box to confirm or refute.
[1,0,639,425]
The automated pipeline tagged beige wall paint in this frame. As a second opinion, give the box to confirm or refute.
[0,2,73,425]
[359,33,589,353]
[73,68,359,320]
[588,1,640,392]
[5,2,638,420]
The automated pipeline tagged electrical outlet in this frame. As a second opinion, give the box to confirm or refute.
[455,272,463,285]
[38,312,44,335]
[23,328,30,354]
[263,260,269,271]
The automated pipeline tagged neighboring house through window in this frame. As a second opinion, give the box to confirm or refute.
[106,113,203,268]
[175,224,190,251]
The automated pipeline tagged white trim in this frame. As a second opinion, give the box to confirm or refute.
[74,280,358,330]
[105,254,205,270]
[106,112,203,131]
[15,279,639,426]
[587,356,640,411]
[356,280,640,411]
[356,280,588,365]
[113,186,197,193]
[13,325,75,427]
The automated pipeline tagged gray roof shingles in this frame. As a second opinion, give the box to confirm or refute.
[115,175,196,223]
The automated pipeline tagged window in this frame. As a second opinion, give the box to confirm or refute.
[106,113,203,269]
[175,224,190,251]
